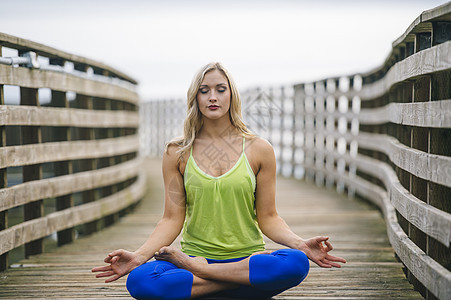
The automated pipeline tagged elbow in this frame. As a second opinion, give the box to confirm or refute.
[257,211,280,230]
[159,214,185,231]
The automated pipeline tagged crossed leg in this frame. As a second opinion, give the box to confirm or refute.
[127,246,309,299]
[156,246,256,284]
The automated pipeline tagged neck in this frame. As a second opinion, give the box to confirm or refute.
[199,116,239,139]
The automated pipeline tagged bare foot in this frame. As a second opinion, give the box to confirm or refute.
[154,246,207,274]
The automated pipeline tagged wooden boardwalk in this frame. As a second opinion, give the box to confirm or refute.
[0,157,422,299]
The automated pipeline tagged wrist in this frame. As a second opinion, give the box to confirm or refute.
[294,238,308,252]
[134,250,151,265]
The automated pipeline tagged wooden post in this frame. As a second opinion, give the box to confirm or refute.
[51,85,75,246]
[104,98,119,227]
[77,94,99,235]
[428,62,451,300]
[20,86,44,257]
[0,56,8,269]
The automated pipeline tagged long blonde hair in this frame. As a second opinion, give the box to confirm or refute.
[166,62,253,160]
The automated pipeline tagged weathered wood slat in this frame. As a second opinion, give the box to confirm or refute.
[360,41,451,100]
[351,153,451,247]
[0,157,142,212]
[311,164,451,299]
[301,149,451,247]
[0,171,146,256]
[392,2,451,48]
[0,64,139,104]
[358,99,451,127]
[357,132,451,187]
[0,105,139,127]
[0,134,139,168]
[0,32,137,84]
[297,130,450,187]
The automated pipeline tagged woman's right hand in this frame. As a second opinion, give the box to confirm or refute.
[92,249,147,283]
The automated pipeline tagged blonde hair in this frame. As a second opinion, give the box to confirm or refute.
[166,62,253,160]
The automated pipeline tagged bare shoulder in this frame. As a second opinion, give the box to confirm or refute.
[246,135,276,174]
[164,144,179,161]
[163,143,189,175]
[163,144,181,170]
[247,135,275,156]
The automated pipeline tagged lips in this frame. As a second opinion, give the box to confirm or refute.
[208,105,219,110]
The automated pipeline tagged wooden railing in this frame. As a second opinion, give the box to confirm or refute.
[243,4,451,300]
[0,33,145,271]
[140,3,450,299]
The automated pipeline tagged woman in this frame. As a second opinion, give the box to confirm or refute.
[92,62,346,299]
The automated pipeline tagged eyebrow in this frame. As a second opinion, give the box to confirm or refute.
[200,83,228,88]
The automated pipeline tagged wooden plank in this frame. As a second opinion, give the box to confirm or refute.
[50,88,75,246]
[19,86,44,258]
[0,32,138,84]
[0,171,146,256]
[0,157,142,212]
[0,64,139,104]
[327,151,451,247]
[360,41,451,100]
[420,2,451,23]
[0,134,139,168]
[0,105,139,127]
[0,75,7,271]
[358,99,451,128]
[357,132,451,187]
[303,148,451,247]
[294,129,450,187]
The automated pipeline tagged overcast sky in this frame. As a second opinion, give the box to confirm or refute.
[0,0,448,100]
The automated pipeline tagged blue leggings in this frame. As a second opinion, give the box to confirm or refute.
[126,249,309,300]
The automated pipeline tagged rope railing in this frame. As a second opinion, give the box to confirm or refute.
[0,32,144,271]
[140,3,451,299]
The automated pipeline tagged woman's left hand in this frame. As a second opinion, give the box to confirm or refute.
[299,236,346,268]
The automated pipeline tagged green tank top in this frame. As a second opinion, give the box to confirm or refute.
[181,136,265,259]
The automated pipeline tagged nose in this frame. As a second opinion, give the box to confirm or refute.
[209,91,217,102]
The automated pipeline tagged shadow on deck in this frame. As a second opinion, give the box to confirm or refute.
[0,157,422,299]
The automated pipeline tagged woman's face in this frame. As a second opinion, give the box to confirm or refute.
[197,69,231,121]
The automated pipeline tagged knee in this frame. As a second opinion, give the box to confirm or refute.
[249,249,310,290]
[269,249,309,285]
[127,266,155,299]
[126,264,165,300]
[283,249,310,283]
[126,262,193,300]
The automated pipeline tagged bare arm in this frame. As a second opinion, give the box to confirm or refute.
[253,138,346,268]
[92,145,187,281]
[134,145,187,261]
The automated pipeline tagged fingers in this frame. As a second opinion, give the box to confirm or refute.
[92,265,112,273]
[314,259,332,268]
[324,240,333,251]
[325,259,342,268]
[109,249,124,257]
[327,254,347,264]
[315,258,340,268]
[105,274,121,283]
[104,249,123,263]
[315,236,329,243]
[317,255,346,268]
[95,270,115,278]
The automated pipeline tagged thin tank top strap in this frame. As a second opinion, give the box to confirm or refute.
[242,135,246,152]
